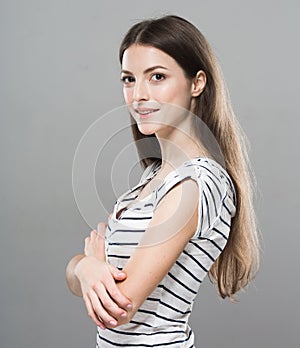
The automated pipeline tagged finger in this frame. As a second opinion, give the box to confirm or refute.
[90,229,106,261]
[94,284,127,325]
[89,288,119,327]
[89,230,96,246]
[90,229,104,245]
[84,236,91,255]
[105,277,132,311]
[97,224,106,250]
[90,229,98,240]
[83,294,106,329]
[97,222,107,240]
[108,264,127,281]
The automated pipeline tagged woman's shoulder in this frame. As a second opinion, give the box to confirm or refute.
[147,157,235,207]
[142,156,234,190]
[183,156,237,205]
[151,156,237,238]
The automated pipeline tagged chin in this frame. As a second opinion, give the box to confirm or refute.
[137,124,159,136]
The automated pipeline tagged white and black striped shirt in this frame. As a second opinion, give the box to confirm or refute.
[97,157,237,347]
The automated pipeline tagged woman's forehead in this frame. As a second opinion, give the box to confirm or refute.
[121,44,178,72]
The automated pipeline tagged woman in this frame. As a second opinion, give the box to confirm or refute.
[66,15,259,347]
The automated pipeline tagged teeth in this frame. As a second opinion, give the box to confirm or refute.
[138,110,157,115]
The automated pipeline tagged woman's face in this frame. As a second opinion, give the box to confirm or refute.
[121,44,196,136]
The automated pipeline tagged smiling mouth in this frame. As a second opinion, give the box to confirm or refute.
[134,109,160,118]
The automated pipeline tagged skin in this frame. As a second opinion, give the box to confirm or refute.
[66,44,207,329]
[121,44,207,168]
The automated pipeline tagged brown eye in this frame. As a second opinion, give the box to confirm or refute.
[151,73,165,81]
[121,76,135,85]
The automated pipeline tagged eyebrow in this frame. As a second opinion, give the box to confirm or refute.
[121,65,169,75]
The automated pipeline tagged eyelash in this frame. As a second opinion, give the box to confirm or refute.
[151,73,165,81]
[120,76,135,84]
[120,73,166,85]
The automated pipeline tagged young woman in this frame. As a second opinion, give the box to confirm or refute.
[66,15,260,347]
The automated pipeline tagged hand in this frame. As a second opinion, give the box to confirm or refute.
[85,222,128,287]
[75,222,132,329]
[84,222,108,261]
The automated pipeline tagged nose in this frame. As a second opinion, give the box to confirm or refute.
[133,79,150,102]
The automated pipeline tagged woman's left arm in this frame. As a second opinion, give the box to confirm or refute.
[101,178,200,327]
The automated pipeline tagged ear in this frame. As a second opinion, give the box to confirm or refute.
[191,70,206,97]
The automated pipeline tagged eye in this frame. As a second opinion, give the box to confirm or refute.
[151,73,165,81]
[120,75,135,85]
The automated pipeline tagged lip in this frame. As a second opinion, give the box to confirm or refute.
[134,108,160,119]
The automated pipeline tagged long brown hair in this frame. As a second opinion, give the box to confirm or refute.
[119,15,260,299]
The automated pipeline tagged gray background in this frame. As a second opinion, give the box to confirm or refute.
[1,0,299,347]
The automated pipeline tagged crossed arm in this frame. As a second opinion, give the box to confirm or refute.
[66,178,199,329]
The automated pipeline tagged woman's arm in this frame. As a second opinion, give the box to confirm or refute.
[66,253,127,297]
[66,253,85,296]
[117,178,199,324]
[87,178,199,328]
[65,221,133,329]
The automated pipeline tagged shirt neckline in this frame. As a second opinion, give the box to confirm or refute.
[113,156,226,221]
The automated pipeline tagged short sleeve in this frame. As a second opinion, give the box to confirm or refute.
[152,159,237,239]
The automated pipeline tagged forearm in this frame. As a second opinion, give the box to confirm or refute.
[66,254,85,297]
[113,181,199,325]
[115,245,181,324]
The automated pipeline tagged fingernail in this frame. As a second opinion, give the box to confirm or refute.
[117,272,125,277]
[109,320,117,326]
[127,303,133,310]
[121,312,127,318]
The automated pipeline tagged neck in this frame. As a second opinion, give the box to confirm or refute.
[155,125,210,173]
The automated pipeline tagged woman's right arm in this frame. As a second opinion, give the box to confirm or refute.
[65,225,133,328]
[66,253,85,297]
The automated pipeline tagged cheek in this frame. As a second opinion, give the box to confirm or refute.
[161,90,191,111]
[156,81,190,103]
[123,88,133,103]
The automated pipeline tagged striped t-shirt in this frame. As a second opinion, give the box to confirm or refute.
[97,157,237,348]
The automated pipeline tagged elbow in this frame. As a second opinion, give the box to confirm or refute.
[124,310,135,324]
[115,317,130,327]
[114,316,132,328]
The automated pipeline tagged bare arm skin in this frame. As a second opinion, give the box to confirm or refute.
[79,178,199,328]
[65,218,133,329]
[66,253,85,297]
[116,179,199,325]
[66,253,127,297]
